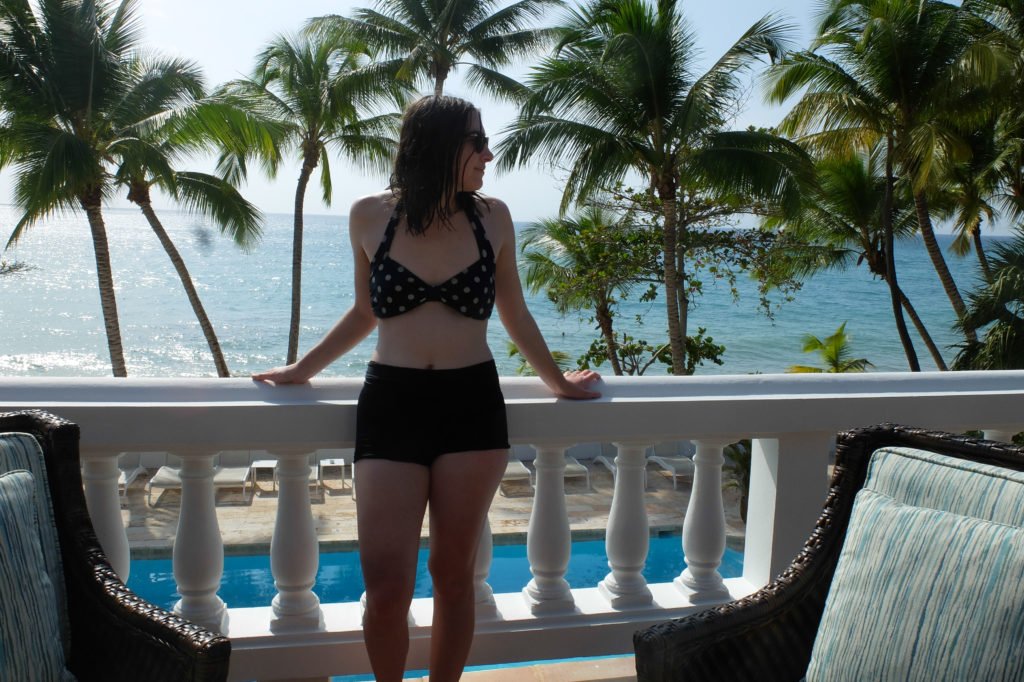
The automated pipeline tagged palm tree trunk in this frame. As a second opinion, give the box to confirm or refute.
[287,150,318,365]
[595,303,622,375]
[913,190,977,343]
[81,191,128,377]
[972,226,991,281]
[659,180,686,375]
[883,142,920,371]
[133,189,231,377]
[896,287,948,370]
[433,62,449,96]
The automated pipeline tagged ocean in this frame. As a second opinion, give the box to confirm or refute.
[0,204,997,377]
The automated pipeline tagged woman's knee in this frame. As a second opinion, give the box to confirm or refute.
[428,552,476,599]
[362,557,417,607]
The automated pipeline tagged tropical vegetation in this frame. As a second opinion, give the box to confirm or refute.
[218,31,406,364]
[310,0,559,97]
[2,0,1024,377]
[0,0,263,376]
[500,0,812,374]
[766,0,1019,359]
[787,322,874,373]
[520,205,660,374]
[954,228,1024,369]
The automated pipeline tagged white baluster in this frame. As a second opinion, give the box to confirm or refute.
[743,434,832,588]
[474,515,497,620]
[523,444,574,613]
[599,442,652,607]
[270,452,324,632]
[172,451,228,633]
[80,452,131,581]
[983,429,1016,443]
[676,439,730,603]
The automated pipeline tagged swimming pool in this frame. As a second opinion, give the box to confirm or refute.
[127,535,744,610]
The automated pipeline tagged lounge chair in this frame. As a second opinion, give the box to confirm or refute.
[634,424,1024,681]
[249,450,326,495]
[564,456,592,491]
[595,452,648,488]
[146,451,254,506]
[0,410,230,681]
[115,452,147,503]
[500,459,533,496]
[646,443,694,489]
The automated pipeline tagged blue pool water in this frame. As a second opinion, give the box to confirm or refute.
[127,535,743,609]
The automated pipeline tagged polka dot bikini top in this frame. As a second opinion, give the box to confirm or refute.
[369,208,497,320]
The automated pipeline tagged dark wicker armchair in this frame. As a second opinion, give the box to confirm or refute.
[634,424,1024,682]
[0,410,230,682]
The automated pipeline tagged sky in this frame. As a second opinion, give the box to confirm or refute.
[1,0,823,222]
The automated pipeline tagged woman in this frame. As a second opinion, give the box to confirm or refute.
[253,95,600,681]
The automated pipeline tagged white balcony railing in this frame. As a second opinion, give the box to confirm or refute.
[3,371,1023,681]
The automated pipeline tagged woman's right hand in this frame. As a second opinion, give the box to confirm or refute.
[252,364,314,385]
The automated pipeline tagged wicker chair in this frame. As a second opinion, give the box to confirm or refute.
[0,410,230,682]
[634,424,1024,682]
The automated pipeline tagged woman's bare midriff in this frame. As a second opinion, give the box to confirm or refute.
[372,303,493,369]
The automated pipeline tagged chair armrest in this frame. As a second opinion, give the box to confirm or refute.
[1,410,231,682]
[634,424,1024,682]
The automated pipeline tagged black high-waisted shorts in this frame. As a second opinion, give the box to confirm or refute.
[354,359,510,466]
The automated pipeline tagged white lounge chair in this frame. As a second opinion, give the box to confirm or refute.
[145,451,254,506]
[647,454,694,489]
[115,452,147,504]
[500,459,533,496]
[249,450,327,495]
[595,452,648,488]
[564,456,591,491]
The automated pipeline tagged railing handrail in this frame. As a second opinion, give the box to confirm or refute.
[3,371,1023,454]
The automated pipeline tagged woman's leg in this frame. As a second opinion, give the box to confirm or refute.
[426,448,508,682]
[355,458,431,682]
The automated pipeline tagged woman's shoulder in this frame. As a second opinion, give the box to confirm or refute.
[474,194,512,230]
[349,192,397,234]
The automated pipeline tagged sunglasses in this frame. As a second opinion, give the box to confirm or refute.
[465,132,489,153]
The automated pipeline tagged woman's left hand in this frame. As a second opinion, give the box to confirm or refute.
[554,369,602,399]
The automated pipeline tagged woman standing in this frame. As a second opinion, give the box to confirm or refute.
[254,95,600,681]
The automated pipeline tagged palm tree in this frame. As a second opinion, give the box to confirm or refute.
[500,0,810,374]
[766,153,948,369]
[767,0,1002,345]
[220,32,405,364]
[0,260,28,276]
[309,0,559,97]
[0,0,201,376]
[953,227,1024,369]
[520,205,659,375]
[961,1,1024,225]
[788,322,874,373]
[111,61,265,377]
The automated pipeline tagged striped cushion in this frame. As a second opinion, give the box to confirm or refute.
[0,433,69,653]
[0,471,75,681]
[806,448,1024,681]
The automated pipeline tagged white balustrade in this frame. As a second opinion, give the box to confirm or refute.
[269,451,324,633]
[5,371,1024,679]
[523,444,574,613]
[676,439,731,603]
[474,516,497,620]
[79,452,131,580]
[172,451,228,634]
[598,442,652,607]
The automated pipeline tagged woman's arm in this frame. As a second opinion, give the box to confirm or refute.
[490,200,601,399]
[253,199,380,384]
